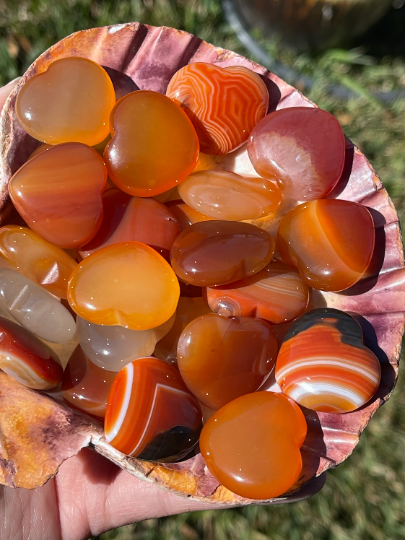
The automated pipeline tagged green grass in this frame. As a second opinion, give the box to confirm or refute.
[1,1,404,538]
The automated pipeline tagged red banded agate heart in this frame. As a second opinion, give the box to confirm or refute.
[275,308,381,413]
[104,357,203,461]
[166,63,269,155]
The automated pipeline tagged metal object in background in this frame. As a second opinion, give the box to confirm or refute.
[229,0,392,52]
[222,0,405,102]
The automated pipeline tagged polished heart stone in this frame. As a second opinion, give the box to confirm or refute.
[248,107,345,201]
[166,200,214,231]
[170,221,275,287]
[166,63,269,155]
[0,315,62,390]
[177,314,278,410]
[77,314,175,372]
[68,242,180,330]
[9,143,107,249]
[275,308,381,413]
[200,392,307,499]
[62,345,116,419]
[205,261,309,324]
[178,170,281,221]
[79,189,180,259]
[104,90,199,197]
[0,268,76,343]
[154,297,211,365]
[105,357,203,461]
[277,199,375,291]
[0,225,77,299]
[16,57,115,145]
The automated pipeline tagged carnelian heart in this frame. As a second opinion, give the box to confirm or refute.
[248,107,345,201]
[105,357,203,461]
[275,308,381,413]
[79,188,181,259]
[277,199,375,291]
[166,63,269,155]
[9,143,107,249]
[177,314,278,409]
[16,57,115,146]
[68,242,180,330]
[104,91,199,197]
[200,392,307,499]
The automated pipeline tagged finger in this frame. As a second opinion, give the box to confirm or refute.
[0,78,20,113]
[56,449,226,540]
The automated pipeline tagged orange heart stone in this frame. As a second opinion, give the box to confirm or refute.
[9,143,107,249]
[166,63,269,154]
[104,91,199,197]
[200,392,307,499]
[16,57,115,146]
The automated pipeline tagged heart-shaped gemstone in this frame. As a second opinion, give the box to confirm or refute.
[9,143,107,249]
[68,242,180,330]
[104,91,199,197]
[248,107,345,201]
[275,308,381,413]
[177,314,278,410]
[166,63,269,155]
[277,199,375,291]
[16,57,115,146]
[104,357,203,461]
[200,392,307,499]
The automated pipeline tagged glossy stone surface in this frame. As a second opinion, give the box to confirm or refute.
[171,221,275,287]
[77,314,175,372]
[68,242,180,330]
[178,170,281,221]
[105,357,203,461]
[0,316,62,390]
[205,261,309,324]
[275,308,381,413]
[16,57,115,145]
[9,143,107,248]
[248,107,345,201]
[166,63,269,155]
[104,91,199,197]
[200,392,307,499]
[0,268,76,343]
[166,200,213,231]
[79,189,180,259]
[177,314,278,409]
[154,297,211,364]
[0,226,77,299]
[62,345,116,419]
[277,199,375,291]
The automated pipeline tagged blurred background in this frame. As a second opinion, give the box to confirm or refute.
[1,0,404,538]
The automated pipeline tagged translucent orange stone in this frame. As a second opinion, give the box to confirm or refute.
[16,57,115,145]
[9,143,107,249]
[0,225,77,299]
[277,200,375,291]
[205,261,309,324]
[166,200,214,231]
[154,297,211,364]
[178,171,281,221]
[79,189,180,259]
[62,345,116,419]
[68,242,180,330]
[200,392,307,499]
[247,107,345,201]
[104,91,199,197]
[29,144,52,159]
[171,221,275,287]
[105,357,203,461]
[166,63,269,155]
[177,314,278,409]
